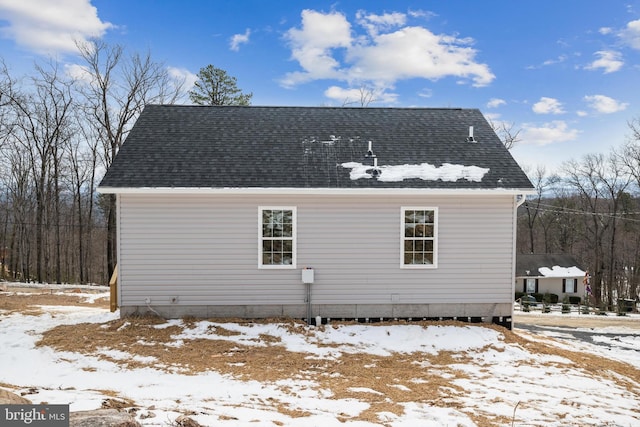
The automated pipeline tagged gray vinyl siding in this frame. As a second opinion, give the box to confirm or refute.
[117,193,515,308]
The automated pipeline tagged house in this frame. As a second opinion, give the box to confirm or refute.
[98,105,534,328]
[515,253,587,301]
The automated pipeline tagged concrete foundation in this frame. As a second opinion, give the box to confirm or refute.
[120,302,513,327]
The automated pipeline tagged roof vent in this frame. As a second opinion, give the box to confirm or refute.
[466,126,476,143]
[369,157,381,177]
[365,140,376,158]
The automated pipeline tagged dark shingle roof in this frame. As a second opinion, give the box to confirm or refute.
[98,105,534,190]
[516,254,585,277]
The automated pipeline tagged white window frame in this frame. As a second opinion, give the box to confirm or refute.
[564,278,578,293]
[258,206,297,269]
[525,278,537,294]
[401,207,438,269]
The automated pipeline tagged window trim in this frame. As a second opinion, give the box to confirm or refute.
[400,207,438,269]
[525,278,538,294]
[563,278,578,293]
[258,206,297,269]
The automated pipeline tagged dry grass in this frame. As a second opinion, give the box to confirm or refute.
[0,288,109,315]
[33,316,640,427]
[39,317,507,424]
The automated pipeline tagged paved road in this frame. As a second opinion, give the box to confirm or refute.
[513,312,640,329]
[515,322,640,352]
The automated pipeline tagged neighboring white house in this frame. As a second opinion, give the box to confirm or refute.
[98,105,534,328]
[515,253,587,301]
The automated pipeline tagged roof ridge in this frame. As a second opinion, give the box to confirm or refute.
[146,104,472,111]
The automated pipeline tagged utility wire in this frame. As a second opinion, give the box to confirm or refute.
[522,201,640,223]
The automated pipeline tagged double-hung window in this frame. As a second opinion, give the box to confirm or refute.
[401,207,438,268]
[259,207,296,268]
[525,278,538,294]
[563,278,577,293]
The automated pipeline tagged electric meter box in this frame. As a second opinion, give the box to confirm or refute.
[302,268,314,284]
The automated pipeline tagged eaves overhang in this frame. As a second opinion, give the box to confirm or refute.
[97,186,537,196]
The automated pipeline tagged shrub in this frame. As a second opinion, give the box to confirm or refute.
[568,296,581,305]
[531,293,544,302]
[542,293,559,304]
[562,296,571,314]
[514,292,525,301]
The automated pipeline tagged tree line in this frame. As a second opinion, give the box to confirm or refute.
[0,41,251,285]
[1,40,639,306]
[518,128,640,307]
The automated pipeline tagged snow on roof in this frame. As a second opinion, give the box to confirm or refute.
[538,265,586,277]
[341,161,489,182]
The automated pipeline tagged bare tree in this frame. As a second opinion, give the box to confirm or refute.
[76,40,185,279]
[0,60,16,150]
[618,125,640,300]
[520,166,555,253]
[621,126,640,188]
[561,153,631,306]
[628,116,640,141]
[4,145,35,281]
[545,187,580,254]
[341,84,379,107]
[487,118,521,150]
[63,109,100,283]
[1,61,74,283]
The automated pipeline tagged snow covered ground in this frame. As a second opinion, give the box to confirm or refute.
[1,284,639,426]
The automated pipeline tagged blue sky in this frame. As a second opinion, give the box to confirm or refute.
[1,1,639,174]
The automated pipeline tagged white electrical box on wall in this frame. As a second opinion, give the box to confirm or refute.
[302,268,314,284]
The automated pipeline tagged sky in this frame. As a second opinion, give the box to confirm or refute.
[1,284,640,426]
[1,1,640,174]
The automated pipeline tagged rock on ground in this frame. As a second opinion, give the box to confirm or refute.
[175,415,204,427]
[69,409,141,427]
[0,389,32,404]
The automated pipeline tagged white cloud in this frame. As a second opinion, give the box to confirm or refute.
[585,50,623,73]
[0,0,112,55]
[324,85,398,105]
[168,67,198,89]
[532,97,565,114]
[619,19,640,49]
[418,88,433,98]
[281,9,494,89]
[599,27,613,35]
[347,27,494,87]
[281,9,352,87]
[230,29,251,51]
[407,9,437,20]
[355,10,406,36]
[64,63,92,83]
[543,55,568,66]
[583,94,628,114]
[527,54,569,69]
[483,112,501,121]
[487,98,506,108]
[521,121,579,146]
